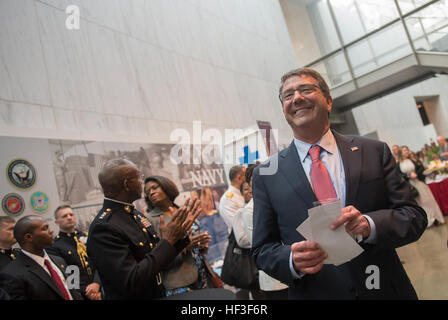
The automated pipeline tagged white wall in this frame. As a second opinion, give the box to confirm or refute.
[352,74,448,151]
[279,0,322,66]
[0,0,298,146]
[0,137,59,233]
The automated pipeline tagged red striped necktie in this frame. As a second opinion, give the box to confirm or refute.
[309,145,337,202]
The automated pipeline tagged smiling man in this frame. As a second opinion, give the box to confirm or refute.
[251,68,427,300]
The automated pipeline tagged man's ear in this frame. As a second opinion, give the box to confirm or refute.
[123,178,130,192]
[326,96,333,113]
[24,233,32,243]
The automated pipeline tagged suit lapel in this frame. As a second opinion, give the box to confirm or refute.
[278,141,317,208]
[333,131,362,206]
[19,252,66,300]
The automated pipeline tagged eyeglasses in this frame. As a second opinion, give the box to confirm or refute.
[144,182,160,195]
[279,84,319,103]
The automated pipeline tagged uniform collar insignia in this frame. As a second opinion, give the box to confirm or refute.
[104,197,135,213]
[60,231,76,237]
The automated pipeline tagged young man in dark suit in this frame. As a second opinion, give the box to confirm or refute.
[251,68,427,300]
[0,215,83,300]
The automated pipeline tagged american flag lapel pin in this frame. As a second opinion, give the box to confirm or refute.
[351,146,359,151]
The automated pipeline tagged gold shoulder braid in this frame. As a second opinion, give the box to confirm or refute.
[74,236,93,276]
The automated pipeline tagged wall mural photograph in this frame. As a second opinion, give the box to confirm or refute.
[49,139,229,266]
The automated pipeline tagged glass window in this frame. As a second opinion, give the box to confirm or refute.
[347,22,412,77]
[308,51,351,87]
[405,0,448,52]
[306,0,342,55]
[330,0,399,44]
[397,0,434,15]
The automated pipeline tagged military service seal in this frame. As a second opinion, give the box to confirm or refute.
[7,159,36,189]
[30,191,49,213]
[2,193,25,216]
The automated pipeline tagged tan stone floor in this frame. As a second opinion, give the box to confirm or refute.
[396,221,448,300]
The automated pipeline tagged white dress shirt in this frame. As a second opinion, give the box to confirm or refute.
[219,185,245,233]
[21,249,73,300]
[289,130,377,279]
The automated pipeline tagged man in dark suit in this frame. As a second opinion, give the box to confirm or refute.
[46,205,101,300]
[0,216,20,271]
[87,158,201,299]
[251,68,427,300]
[0,215,83,300]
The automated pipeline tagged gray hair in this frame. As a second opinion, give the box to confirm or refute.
[278,67,331,103]
[229,165,244,182]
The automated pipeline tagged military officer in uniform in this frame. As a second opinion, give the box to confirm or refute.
[87,158,201,299]
[219,165,246,233]
[46,205,101,300]
[0,216,20,271]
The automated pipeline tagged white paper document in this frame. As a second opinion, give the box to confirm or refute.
[296,200,364,266]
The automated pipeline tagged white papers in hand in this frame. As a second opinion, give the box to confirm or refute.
[296,200,364,266]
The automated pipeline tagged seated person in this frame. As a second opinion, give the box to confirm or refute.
[0,215,83,300]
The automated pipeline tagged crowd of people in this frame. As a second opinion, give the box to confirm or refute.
[391,141,446,228]
[0,158,273,300]
[0,159,215,300]
[0,67,438,300]
[412,136,448,164]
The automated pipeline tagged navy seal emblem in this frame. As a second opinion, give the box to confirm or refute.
[7,159,36,189]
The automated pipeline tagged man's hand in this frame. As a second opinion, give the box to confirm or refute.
[331,205,371,239]
[160,198,202,245]
[291,241,327,274]
[85,282,101,300]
